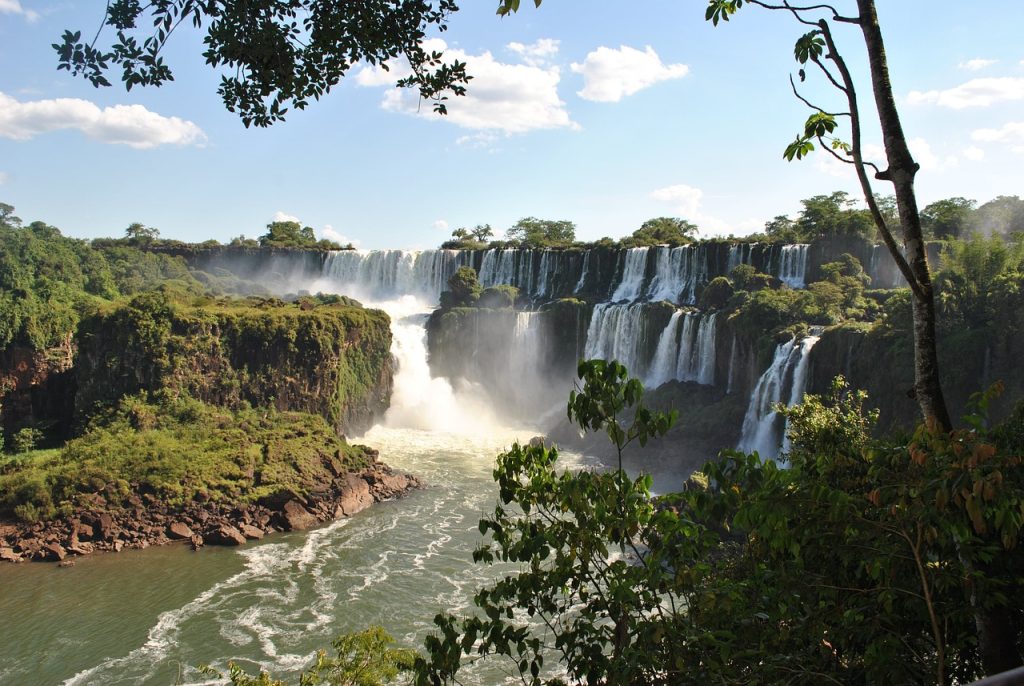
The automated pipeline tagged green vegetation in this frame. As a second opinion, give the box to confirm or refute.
[505,217,577,248]
[441,225,495,250]
[203,626,415,686]
[0,393,372,523]
[259,220,347,250]
[415,364,1024,685]
[623,217,698,247]
[74,291,392,436]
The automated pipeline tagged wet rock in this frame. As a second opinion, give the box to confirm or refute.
[239,524,264,540]
[337,474,373,517]
[190,534,204,550]
[58,559,75,568]
[0,547,23,563]
[281,500,317,531]
[205,524,246,546]
[44,542,67,561]
[167,522,194,540]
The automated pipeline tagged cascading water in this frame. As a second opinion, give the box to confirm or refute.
[584,303,651,378]
[322,250,466,301]
[611,248,650,301]
[642,310,718,389]
[645,245,709,304]
[737,334,820,461]
[777,244,809,288]
[646,310,683,388]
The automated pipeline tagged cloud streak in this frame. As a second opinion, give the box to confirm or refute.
[571,46,688,103]
[356,39,577,135]
[0,92,206,148]
[907,77,1024,109]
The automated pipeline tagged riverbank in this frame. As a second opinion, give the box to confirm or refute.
[0,453,419,564]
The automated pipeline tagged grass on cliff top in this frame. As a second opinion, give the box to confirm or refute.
[0,393,373,523]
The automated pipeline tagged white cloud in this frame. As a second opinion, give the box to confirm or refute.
[959,58,997,71]
[0,0,39,22]
[456,131,501,149]
[571,46,688,103]
[973,121,1024,155]
[508,39,560,67]
[432,219,449,232]
[972,121,1024,143]
[650,184,703,218]
[908,137,958,172]
[907,77,1024,109]
[0,91,206,148]
[322,224,359,247]
[963,145,986,161]
[272,211,301,223]
[356,38,576,135]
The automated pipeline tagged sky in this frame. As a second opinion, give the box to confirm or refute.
[0,1,1022,249]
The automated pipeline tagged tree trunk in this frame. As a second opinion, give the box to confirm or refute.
[855,0,952,433]
[857,1,1021,674]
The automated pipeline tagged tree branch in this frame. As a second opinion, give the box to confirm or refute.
[815,18,924,298]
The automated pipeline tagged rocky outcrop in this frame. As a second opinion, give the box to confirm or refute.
[0,338,77,440]
[0,459,419,564]
[74,294,393,436]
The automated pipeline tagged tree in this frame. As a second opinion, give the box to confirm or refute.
[504,217,576,248]
[972,195,1024,238]
[921,197,976,240]
[701,0,1004,671]
[796,192,873,240]
[0,203,21,228]
[125,222,160,245]
[259,221,319,248]
[470,224,494,242]
[441,266,481,307]
[624,217,698,246]
[57,1,469,127]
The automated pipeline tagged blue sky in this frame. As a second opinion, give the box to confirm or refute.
[1,1,1022,249]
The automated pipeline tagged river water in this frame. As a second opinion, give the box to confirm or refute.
[0,294,593,685]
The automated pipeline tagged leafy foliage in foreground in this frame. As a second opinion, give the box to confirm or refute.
[201,626,416,686]
[0,394,372,523]
[414,366,1024,685]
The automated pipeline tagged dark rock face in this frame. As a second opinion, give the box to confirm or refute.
[280,500,318,532]
[73,300,393,437]
[0,459,421,564]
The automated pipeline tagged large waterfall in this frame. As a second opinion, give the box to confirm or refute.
[737,334,820,461]
[777,244,809,288]
[322,250,467,300]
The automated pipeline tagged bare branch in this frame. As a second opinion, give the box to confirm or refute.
[744,0,859,23]
[811,53,847,93]
[788,74,847,116]
[815,18,924,298]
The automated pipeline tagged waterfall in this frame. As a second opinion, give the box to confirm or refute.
[777,244,809,288]
[737,334,820,461]
[726,335,737,394]
[695,313,718,386]
[611,247,650,302]
[674,312,699,381]
[322,250,466,301]
[574,250,591,294]
[646,310,683,387]
[727,243,753,275]
[584,303,651,377]
[645,245,709,304]
[535,251,554,299]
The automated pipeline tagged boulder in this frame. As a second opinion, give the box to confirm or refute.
[190,534,204,550]
[44,542,67,561]
[337,474,373,517]
[166,522,194,540]
[0,547,22,563]
[76,522,95,541]
[281,500,318,531]
[205,524,246,546]
[239,524,265,540]
[95,513,116,540]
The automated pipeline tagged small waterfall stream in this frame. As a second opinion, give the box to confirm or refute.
[737,333,820,461]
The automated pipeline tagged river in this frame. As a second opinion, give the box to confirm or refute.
[0,293,593,685]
